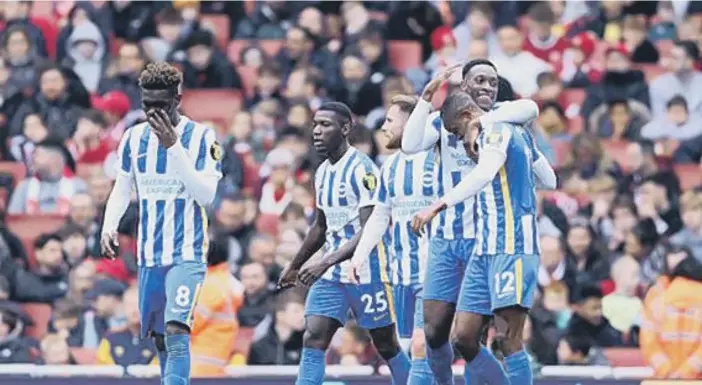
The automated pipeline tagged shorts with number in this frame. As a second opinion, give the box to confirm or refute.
[423,237,475,303]
[457,254,539,315]
[304,279,395,330]
[137,261,207,337]
[393,283,424,339]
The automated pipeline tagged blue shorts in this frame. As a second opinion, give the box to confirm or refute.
[305,279,395,330]
[393,283,424,339]
[423,237,475,304]
[137,261,207,338]
[457,254,539,315]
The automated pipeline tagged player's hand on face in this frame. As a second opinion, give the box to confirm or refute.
[148,109,177,149]
[100,231,119,260]
[421,63,462,102]
[297,259,328,287]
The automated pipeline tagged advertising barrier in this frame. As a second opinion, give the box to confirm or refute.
[0,378,646,385]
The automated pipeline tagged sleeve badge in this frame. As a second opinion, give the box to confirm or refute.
[210,141,222,161]
[362,173,378,191]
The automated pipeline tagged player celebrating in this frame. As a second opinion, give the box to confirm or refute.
[402,60,538,385]
[348,95,435,385]
[277,102,410,385]
[411,91,557,385]
[101,63,222,385]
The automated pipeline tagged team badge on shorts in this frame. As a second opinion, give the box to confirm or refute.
[210,141,222,161]
[362,173,378,191]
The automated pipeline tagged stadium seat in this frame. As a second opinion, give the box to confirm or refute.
[0,161,28,187]
[674,164,702,191]
[639,64,667,82]
[388,41,422,72]
[603,348,646,367]
[70,348,97,365]
[601,140,633,172]
[181,89,242,128]
[201,14,231,51]
[6,215,66,267]
[232,327,254,360]
[21,303,52,340]
[236,65,258,99]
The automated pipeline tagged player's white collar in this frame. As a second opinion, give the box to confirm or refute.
[174,115,190,135]
[327,146,355,169]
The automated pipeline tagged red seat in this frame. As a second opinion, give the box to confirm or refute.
[551,138,572,167]
[639,64,667,82]
[22,303,52,340]
[603,348,646,367]
[200,14,231,51]
[236,65,258,99]
[601,140,633,173]
[388,41,422,72]
[561,89,587,107]
[70,348,97,365]
[181,89,242,128]
[0,161,28,187]
[674,164,702,191]
[6,215,66,267]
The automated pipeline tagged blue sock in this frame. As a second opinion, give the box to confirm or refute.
[427,342,454,385]
[296,347,326,385]
[467,347,509,385]
[409,358,434,385]
[164,334,191,385]
[158,350,167,381]
[504,350,533,385]
[387,351,411,385]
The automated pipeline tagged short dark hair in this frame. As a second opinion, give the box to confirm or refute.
[572,283,603,304]
[258,61,282,78]
[607,98,630,111]
[34,233,62,250]
[462,58,497,79]
[440,91,476,125]
[528,2,555,24]
[274,290,305,312]
[631,218,660,248]
[563,334,592,357]
[318,101,353,127]
[38,63,64,80]
[497,77,515,102]
[666,94,688,110]
[80,109,108,128]
[541,100,565,119]
[469,2,494,19]
[536,71,559,88]
[139,62,182,92]
[53,299,83,320]
[156,6,183,25]
[185,29,214,50]
[675,40,700,61]
[281,202,306,221]
[390,94,419,114]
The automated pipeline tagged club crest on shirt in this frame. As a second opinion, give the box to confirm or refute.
[362,173,377,191]
[210,141,222,161]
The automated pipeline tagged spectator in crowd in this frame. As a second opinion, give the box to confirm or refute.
[559,31,600,88]
[536,101,569,139]
[635,175,683,236]
[8,139,86,215]
[276,25,328,80]
[49,299,92,348]
[530,282,571,364]
[259,148,296,216]
[357,26,391,77]
[59,225,89,267]
[425,25,460,77]
[63,192,99,255]
[566,218,611,284]
[141,7,188,62]
[641,95,702,141]
[0,0,47,57]
[212,193,255,273]
[248,290,305,365]
[568,1,625,43]
[649,40,702,117]
[248,62,283,107]
[64,19,107,93]
[31,232,69,291]
[670,191,702,259]
[567,284,625,347]
[237,262,273,328]
[328,320,383,367]
[592,99,646,141]
[179,30,242,89]
[98,41,145,110]
[96,285,157,366]
[581,45,650,124]
[9,65,87,140]
[68,109,113,166]
[452,2,500,58]
[641,246,702,379]
[602,256,643,333]
[65,260,96,305]
[539,235,578,289]
[628,218,667,287]
[234,1,293,39]
[491,24,552,97]
[8,113,49,171]
[247,234,280,283]
[0,301,36,364]
[556,334,609,365]
[620,142,659,193]
[190,241,244,377]
[55,2,110,64]
[85,278,127,336]
[332,51,384,117]
[2,25,43,90]
[523,2,571,68]
[560,133,622,195]
[40,333,75,365]
[621,16,660,64]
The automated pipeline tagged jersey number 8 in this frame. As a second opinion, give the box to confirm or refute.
[175,285,191,307]
[360,291,388,314]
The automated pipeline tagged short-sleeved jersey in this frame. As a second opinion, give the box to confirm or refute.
[429,112,477,240]
[474,122,540,256]
[116,117,222,267]
[376,149,437,286]
[314,147,390,284]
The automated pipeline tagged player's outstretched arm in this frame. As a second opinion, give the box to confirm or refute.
[484,99,539,126]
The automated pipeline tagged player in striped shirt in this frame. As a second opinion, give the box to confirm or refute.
[412,91,557,385]
[277,102,410,385]
[100,63,222,385]
[402,61,539,385]
[349,95,436,385]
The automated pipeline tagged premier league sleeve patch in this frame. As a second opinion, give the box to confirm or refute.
[210,141,222,161]
[485,131,504,147]
[362,173,378,191]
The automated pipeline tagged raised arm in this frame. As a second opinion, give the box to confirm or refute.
[483,99,540,126]
[167,128,222,207]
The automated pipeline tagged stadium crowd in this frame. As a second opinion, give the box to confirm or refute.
[0,0,701,379]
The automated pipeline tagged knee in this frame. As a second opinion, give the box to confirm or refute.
[370,327,401,360]
[451,327,481,361]
[410,330,427,359]
[303,326,331,351]
[151,333,165,352]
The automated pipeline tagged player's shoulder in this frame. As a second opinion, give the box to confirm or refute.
[125,121,149,138]
[380,151,401,174]
[351,148,379,172]
[189,118,217,138]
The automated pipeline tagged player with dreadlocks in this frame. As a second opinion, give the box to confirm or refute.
[101,62,223,385]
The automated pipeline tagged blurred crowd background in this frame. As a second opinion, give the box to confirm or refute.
[0,0,701,380]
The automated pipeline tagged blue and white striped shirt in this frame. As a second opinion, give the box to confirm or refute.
[314,147,390,284]
[376,149,437,286]
[115,116,222,267]
[474,122,540,256]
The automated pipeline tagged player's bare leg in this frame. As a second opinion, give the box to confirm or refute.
[493,306,532,385]
[297,315,342,385]
[369,324,411,385]
[163,322,192,385]
[452,312,509,385]
[423,300,457,384]
[409,327,433,385]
